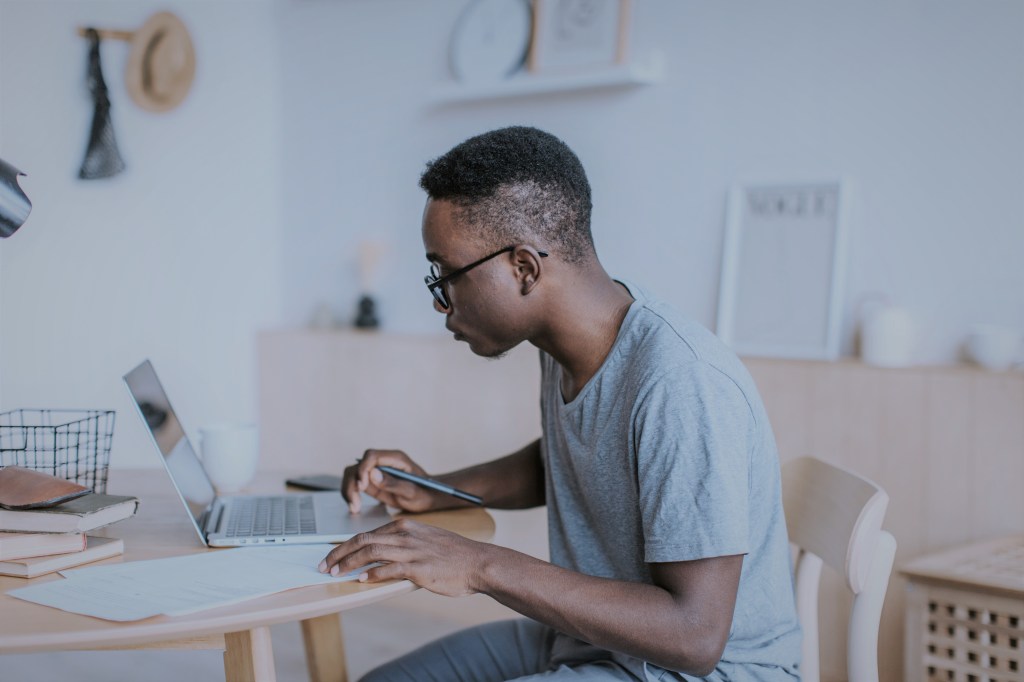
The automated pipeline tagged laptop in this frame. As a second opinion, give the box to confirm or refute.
[123,359,391,547]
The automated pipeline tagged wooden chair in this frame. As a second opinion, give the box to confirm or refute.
[782,456,898,682]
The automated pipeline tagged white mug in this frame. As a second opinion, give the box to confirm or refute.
[199,423,259,493]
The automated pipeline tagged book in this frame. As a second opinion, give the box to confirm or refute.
[0,531,86,561]
[0,493,138,534]
[0,536,124,578]
[0,466,90,509]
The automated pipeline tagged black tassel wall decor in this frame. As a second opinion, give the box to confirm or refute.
[79,28,126,179]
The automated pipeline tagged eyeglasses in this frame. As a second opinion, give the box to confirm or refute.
[424,245,548,310]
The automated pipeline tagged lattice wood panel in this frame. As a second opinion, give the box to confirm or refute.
[905,537,1024,682]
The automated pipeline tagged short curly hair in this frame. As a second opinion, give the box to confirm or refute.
[419,126,594,264]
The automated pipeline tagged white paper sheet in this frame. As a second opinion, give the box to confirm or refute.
[6,545,376,621]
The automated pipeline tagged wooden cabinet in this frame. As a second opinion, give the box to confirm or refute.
[902,536,1024,682]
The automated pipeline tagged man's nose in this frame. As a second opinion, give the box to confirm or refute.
[433,298,450,314]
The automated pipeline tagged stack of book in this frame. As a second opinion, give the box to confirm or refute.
[0,467,138,578]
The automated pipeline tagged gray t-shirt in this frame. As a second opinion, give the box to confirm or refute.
[539,281,801,681]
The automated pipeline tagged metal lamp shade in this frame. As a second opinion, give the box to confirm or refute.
[0,157,31,238]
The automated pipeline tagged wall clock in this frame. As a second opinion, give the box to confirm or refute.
[449,0,533,83]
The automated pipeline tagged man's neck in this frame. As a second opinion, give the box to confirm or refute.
[532,270,634,403]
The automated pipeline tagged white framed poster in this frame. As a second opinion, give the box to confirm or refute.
[716,181,850,360]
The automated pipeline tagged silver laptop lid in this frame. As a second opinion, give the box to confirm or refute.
[123,359,215,544]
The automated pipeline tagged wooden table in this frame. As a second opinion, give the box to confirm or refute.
[0,469,495,682]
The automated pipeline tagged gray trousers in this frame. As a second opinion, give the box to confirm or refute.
[359,618,661,682]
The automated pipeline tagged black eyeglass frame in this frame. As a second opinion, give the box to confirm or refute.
[424,245,548,310]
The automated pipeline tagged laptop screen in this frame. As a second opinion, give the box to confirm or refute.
[123,360,215,531]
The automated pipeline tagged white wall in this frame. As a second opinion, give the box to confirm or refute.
[0,0,284,468]
[0,36,5,397]
[1,0,1021,469]
[278,0,1024,365]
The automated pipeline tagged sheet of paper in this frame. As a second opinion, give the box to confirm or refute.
[6,545,376,622]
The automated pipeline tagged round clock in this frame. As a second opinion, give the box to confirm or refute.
[449,0,533,83]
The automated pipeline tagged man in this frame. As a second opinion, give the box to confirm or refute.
[319,127,801,681]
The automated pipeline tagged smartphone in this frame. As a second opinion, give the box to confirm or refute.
[285,474,343,491]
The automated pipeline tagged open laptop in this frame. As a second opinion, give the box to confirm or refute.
[123,359,390,547]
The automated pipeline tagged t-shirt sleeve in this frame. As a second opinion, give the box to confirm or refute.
[634,360,755,564]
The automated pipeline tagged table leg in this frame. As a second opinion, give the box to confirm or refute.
[224,626,277,682]
[301,613,347,682]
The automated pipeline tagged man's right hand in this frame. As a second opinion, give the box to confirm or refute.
[342,449,436,514]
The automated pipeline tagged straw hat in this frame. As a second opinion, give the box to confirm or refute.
[125,12,195,113]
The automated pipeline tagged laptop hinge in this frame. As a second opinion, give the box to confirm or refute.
[199,502,225,535]
[208,502,225,534]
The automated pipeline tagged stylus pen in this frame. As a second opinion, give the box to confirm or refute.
[376,465,483,506]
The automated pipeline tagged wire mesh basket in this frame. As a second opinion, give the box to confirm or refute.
[0,409,115,493]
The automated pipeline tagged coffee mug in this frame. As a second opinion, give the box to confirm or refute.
[199,423,259,493]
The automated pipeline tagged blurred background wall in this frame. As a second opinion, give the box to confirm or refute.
[0,0,1021,468]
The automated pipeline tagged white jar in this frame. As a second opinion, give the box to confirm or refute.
[861,303,916,367]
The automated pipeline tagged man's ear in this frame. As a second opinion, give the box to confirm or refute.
[511,245,545,296]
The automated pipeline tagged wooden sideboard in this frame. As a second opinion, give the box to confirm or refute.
[259,329,1024,682]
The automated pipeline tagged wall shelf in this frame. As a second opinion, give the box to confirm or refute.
[430,53,664,104]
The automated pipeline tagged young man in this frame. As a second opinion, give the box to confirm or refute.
[319,127,801,681]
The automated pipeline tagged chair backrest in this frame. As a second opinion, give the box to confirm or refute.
[782,456,897,682]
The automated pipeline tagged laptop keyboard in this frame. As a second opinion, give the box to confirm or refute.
[225,496,317,537]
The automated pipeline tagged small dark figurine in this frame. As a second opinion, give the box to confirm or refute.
[354,295,379,329]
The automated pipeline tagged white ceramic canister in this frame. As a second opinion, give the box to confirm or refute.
[861,302,916,367]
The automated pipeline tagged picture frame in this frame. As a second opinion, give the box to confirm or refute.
[527,0,631,73]
[715,181,850,360]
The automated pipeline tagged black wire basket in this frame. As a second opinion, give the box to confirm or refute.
[0,409,115,493]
